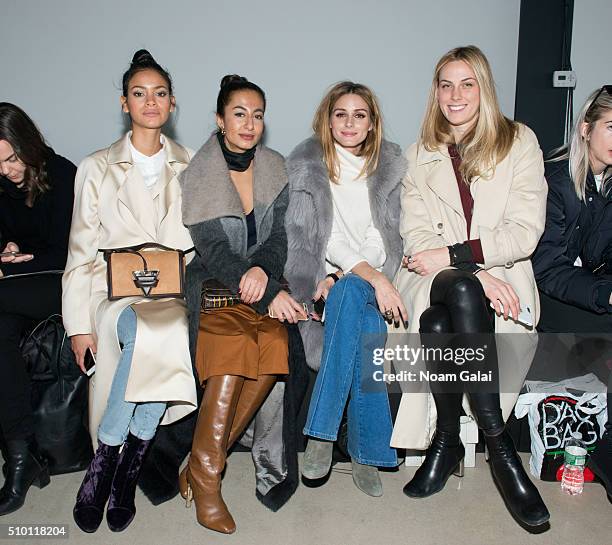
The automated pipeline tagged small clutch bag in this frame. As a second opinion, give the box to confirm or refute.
[200,278,293,313]
[200,279,242,310]
[101,242,193,300]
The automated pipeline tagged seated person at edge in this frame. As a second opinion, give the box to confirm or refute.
[532,85,612,501]
[177,75,306,535]
[391,46,550,529]
[284,81,408,496]
[63,50,197,534]
[0,102,76,516]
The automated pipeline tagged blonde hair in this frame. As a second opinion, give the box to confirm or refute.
[312,82,383,183]
[420,45,517,183]
[552,87,612,200]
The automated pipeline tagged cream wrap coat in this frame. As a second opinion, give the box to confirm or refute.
[390,124,547,449]
[62,134,197,445]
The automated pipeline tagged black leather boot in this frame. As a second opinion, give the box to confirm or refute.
[0,437,50,516]
[470,392,549,528]
[73,441,120,533]
[588,428,612,500]
[485,430,550,527]
[106,433,152,532]
[403,430,465,498]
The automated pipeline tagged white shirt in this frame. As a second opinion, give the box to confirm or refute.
[128,133,167,190]
[325,144,386,274]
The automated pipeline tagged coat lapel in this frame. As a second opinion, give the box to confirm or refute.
[108,136,157,240]
[154,137,191,230]
[180,134,287,225]
[416,146,464,218]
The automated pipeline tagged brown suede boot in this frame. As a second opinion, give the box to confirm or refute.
[180,375,243,534]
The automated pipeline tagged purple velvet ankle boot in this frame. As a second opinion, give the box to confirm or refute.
[73,442,120,533]
[106,433,152,532]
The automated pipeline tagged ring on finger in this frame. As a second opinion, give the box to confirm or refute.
[384,309,393,319]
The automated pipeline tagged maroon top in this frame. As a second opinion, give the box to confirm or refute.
[448,145,484,264]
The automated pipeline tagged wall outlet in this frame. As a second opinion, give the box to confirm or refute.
[553,70,577,88]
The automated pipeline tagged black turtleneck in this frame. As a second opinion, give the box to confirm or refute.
[0,152,76,275]
[216,131,256,172]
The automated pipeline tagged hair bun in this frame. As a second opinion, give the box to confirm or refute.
[131,49,156,66]
[220,74,248,89]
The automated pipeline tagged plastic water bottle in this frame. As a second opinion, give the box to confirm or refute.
[561,432,587,495]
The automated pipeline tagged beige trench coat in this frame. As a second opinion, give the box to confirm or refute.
[390,124,547,449]
[62,134,197,445]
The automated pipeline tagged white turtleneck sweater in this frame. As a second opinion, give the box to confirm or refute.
[325,144,386,274]
[128,132,167,190]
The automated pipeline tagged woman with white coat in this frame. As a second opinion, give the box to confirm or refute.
[62,50,196,533]
[393,45,549,528]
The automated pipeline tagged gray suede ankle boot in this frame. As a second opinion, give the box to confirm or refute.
[351,459,382,497]
[302,438,333,480]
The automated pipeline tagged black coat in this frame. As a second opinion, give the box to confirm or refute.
[532,159,612,312]
[0,152,76,275]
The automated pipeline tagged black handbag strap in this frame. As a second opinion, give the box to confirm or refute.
[100,243,195,255]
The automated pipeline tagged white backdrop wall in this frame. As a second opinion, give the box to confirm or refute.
[1,0,520,164]
[571,0,611,117]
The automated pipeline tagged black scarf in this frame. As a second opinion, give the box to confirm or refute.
[217,131,256,172]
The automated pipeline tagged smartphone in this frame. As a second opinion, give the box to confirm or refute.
[313,297,326,318]
[0,251,24,257]
[489,302,533,328]
[84,347,96,377]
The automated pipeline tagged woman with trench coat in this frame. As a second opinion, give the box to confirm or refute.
[391,46,549,529]
[62,51,197,534]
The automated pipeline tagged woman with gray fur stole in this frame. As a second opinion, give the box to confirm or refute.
[178,75,306,534]
[285,82,407,496]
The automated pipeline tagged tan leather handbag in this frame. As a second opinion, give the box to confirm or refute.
[101,243,192,300]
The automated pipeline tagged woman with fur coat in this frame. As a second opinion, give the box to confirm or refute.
[284,81,407,496]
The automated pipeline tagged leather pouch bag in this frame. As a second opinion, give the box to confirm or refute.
[20,314,93,475]
[102,242,191,300]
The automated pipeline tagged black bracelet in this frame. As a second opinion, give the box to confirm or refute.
[326,273,339,284]
[448,242,474,266]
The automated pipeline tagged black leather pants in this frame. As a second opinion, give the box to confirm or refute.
[420,269,504,437]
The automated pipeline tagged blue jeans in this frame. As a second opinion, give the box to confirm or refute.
[97,307,167,446]
[304,275,398,467]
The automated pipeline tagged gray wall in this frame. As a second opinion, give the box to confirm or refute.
[572,0,610,116]
[1,0,520,163]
